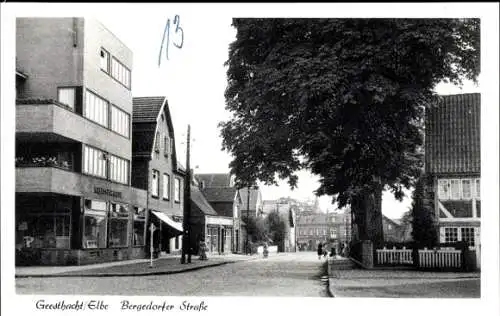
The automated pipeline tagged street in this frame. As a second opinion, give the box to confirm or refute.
[16,252,331,296]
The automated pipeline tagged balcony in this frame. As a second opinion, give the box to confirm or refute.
[16,167,146,205]
[16,155,74,171]
[16,99,130,158]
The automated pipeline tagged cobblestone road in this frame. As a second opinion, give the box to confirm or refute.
[16,252,330,296]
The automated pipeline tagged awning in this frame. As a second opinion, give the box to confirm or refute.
[152,211,183,232]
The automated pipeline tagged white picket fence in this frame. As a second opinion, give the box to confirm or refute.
[376,247,463,269]
[376,247,413,265]
[419,248,462,269]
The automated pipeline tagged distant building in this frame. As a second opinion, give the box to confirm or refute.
[382,215,411,243]
[196,173,234,188]
[238,188,263,219]
[189,185,236,255]
[201,187,241,254]
[425,93,481,249]
[194,173,244,253]
[296,213,328,251]
[327,209,352,245]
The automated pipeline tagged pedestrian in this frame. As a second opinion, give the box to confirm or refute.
[199,238,208,260]
[317,243,323,260]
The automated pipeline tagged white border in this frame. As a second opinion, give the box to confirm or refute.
[2,3,499,316]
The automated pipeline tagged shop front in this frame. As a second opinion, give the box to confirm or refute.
[15,176,148,266]
[205,222,233,254]
[146,210,183,257]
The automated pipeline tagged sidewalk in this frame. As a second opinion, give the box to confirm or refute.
[16,253,260,278]
[327,261,480,298]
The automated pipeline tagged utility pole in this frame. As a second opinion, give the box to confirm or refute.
[181,125,192,264]
[246,186,250,255]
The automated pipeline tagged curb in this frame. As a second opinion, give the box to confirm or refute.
[327,278,336,298]
[15,259,249,278]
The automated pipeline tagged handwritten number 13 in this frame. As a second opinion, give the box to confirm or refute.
[158,15,184,66]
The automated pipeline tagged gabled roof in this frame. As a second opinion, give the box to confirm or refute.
[132,96,165,123]
[202,187,239,203]
[132,96,180,171]
[238,188,261,211]
[191,185,218,216]
[425,93,480,174]
[195,173,232,188]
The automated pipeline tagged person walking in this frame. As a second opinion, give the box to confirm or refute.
[199,238,208,260]
[317,243,323,260]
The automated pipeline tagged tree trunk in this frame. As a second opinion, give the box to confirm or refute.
[351,187,384,249]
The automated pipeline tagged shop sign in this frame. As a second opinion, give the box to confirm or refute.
[94,187,122,198]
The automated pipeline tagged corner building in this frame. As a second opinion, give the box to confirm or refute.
[15,18,148,265]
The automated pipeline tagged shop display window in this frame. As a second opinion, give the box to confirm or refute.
[109,203,129,247]
[17,196,72,250]
[83,199,107,249]
[133,207,146,246]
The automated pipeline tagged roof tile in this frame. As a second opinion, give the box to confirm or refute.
[425,93,480,174]
[202,187,237,203]
[191,186,218,216]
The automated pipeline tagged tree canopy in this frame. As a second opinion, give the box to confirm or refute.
[221,18,480,208]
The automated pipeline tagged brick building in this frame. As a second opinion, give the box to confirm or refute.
[15,18,147,265]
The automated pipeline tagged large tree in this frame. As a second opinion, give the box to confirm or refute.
[221,19,480,247]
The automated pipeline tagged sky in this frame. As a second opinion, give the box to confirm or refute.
[92,10,485,219]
